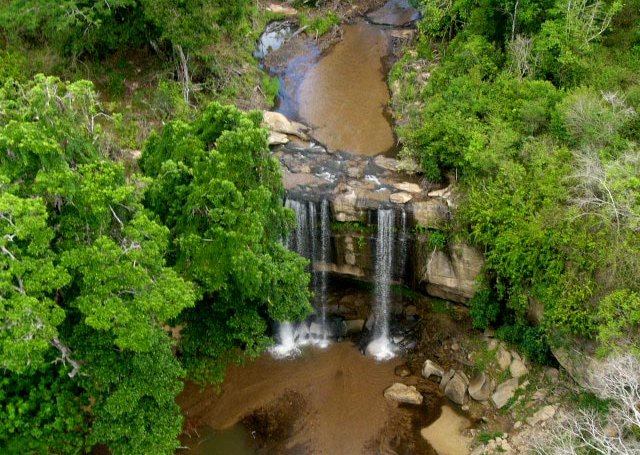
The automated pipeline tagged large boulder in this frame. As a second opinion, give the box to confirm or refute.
[527,405,557,426]
[422,360,444,380]
[550,341,605,392]
[510,358,529,379]
[384,383,423,405]
[444,372,468,405]
[496,345,512,371]
[492,378,519,409]
[439,369,456,391]
[421,241,485,304]
[468,372,495,402]
[263,111,309,140]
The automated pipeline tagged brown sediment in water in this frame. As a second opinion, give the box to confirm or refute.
[296,22,395,156]
[420,405,473,455]
[179,342,410,454]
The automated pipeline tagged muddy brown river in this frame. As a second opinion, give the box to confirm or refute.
[297,21,395,155]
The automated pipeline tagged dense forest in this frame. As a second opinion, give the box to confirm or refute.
[0,0,639,453]
[396,0,640,360]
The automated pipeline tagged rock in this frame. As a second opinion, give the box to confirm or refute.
[333,188,366,222]
[422,241,485,304]
[470,446,485,455]
[439,369,456,391]
[263,111,309,140]
[492,378,519,409]
[365,314,375,332]
[384,383,423,405]
[366,0,420,26]
[468,372,496,402]
[487,338,498,350]
[392,182,422,193]
[444,372,468,405]
[497,346,512,371]
[451,342,460,351]
[422,360,444,380]
[390,29,416,40]
[268,131,289,146]
[347,166,363,179]
[510,358,529,379]
[526,405,556,426]
[343,319,365,335]
[550,342,604,392]
[373,155,400,171]
[266,4,298,16]
[411,199,449,229]
[394,364,411,378]
[390,192,413,204]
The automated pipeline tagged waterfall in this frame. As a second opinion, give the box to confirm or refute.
[318,199,331,345]
[366,208,396,360]
[270,322,299,358]
[398,208,408,282]
[271,198,332,357]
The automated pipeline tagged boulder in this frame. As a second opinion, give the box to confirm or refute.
[266,4,298,16]
[468,372,495,402]
[496,346,512,371]
[509,358,529,379]
[550,342,604,393]
[373,155,400,171]
[422,241,485,303]
[392,182,422,193]
[492,378,519,409]
[390,192,413,204]
[333,188,366,222]
[263,111,309,140]
[384,383,423,405]
[268,131,289,146]
[526,405,557,426]
[439,369,456,391]
[444,372,468,405]
[422,360,444,380]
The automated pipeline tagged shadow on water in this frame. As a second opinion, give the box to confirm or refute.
[178,425,255,455]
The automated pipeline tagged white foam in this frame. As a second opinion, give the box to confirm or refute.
[365,336,396,361]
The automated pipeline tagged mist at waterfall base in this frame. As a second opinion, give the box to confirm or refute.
[271,200,409,361]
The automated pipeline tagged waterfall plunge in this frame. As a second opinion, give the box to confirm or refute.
[366,209,396,361]
[271,198,332,358]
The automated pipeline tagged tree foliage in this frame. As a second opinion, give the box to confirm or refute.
[400,0,640,354]
[141,103,312,383]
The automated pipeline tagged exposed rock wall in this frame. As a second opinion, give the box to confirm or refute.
[274,140,485,304]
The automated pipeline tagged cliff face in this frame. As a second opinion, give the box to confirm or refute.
[274,140,485,304]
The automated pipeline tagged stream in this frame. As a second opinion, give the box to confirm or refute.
[177,1,474,454]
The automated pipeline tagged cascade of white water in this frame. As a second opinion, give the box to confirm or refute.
[398,208,408,282]
[269,321,300,358]
[318,199,331,345]
[366,208,396,360]
[272,198,332,357]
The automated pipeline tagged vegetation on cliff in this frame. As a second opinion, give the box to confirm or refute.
[397,0,640,360]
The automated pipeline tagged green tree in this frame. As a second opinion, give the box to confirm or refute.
[0,75,196,454]
[141,102,312,383]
